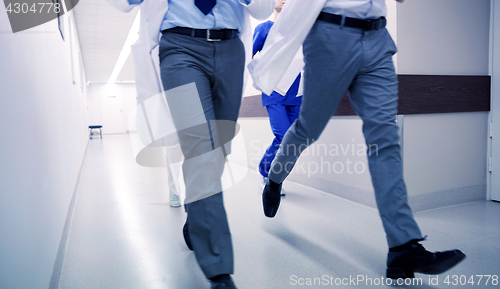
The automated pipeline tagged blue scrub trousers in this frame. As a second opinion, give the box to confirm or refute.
[259,104,300,178]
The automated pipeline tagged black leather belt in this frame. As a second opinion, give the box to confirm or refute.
[163,27,239,41]
[317,12,386,31]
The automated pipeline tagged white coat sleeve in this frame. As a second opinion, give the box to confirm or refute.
[248,0,326,95]
[240,0,275,20]
[104,0,137,13]
[274,48,303,95]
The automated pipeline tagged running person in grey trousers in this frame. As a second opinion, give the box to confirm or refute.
[105,0,274,288]
[254,0,466,280]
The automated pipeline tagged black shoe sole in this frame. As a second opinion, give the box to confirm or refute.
[387,250,466,279]
[418,250,466,274]
[386,267,415,279]
[262,186,281,218]
[183,221,193,251]
[262,192,280,217]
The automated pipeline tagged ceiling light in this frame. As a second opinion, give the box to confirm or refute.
[107,10,140,84]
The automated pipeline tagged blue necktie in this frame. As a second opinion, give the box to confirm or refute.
[195,0,217,15]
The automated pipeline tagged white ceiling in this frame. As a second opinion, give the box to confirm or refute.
[71,2,267,90]
[73,0,138,83]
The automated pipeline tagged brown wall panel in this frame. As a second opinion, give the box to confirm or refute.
[239,75,491,117]
[397,75,490,114]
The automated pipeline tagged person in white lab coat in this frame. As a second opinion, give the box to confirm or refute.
[250,0,466,280]
[105,0,274,288]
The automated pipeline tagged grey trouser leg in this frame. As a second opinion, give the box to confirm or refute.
[268,20,422,248]
[159,31,245,278]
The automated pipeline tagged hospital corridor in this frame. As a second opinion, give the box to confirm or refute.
[2,0,500,288]
[56,133,500,289]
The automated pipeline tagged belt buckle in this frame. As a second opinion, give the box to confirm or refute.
[363,19,375,30]
[364,18,384,30]
[206,29,221,42]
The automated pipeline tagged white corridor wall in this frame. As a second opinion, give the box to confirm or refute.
[86,83,138,134]
[0,9,88,289]
[240,0,491,211]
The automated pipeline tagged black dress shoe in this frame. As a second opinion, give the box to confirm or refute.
[210,275,237,289]
[262,179,282,218]
[262,177,286,196]
[183,220,193,250]
[387,242,466,279]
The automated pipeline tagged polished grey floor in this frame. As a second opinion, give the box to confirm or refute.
[58,134,500,289]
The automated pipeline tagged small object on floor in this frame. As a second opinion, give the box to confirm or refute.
[210,274,237,289]
[88,125,102,139]
[386,240,466,279]
[169,190,181,207]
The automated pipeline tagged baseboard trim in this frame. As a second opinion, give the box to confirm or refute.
[287,173,377,208]
[407,185,487,212]
[285,173,486,213]
[48,140,89,289]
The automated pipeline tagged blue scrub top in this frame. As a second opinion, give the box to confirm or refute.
[253,21,302,107]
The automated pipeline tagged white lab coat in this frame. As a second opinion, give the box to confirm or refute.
[248,0,327,96]
[105,0,275,100]
[104,0,274,191]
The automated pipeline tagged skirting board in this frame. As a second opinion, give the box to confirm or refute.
[407,185,487,212]
[274,170,486,213]
[49,141,89,289]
